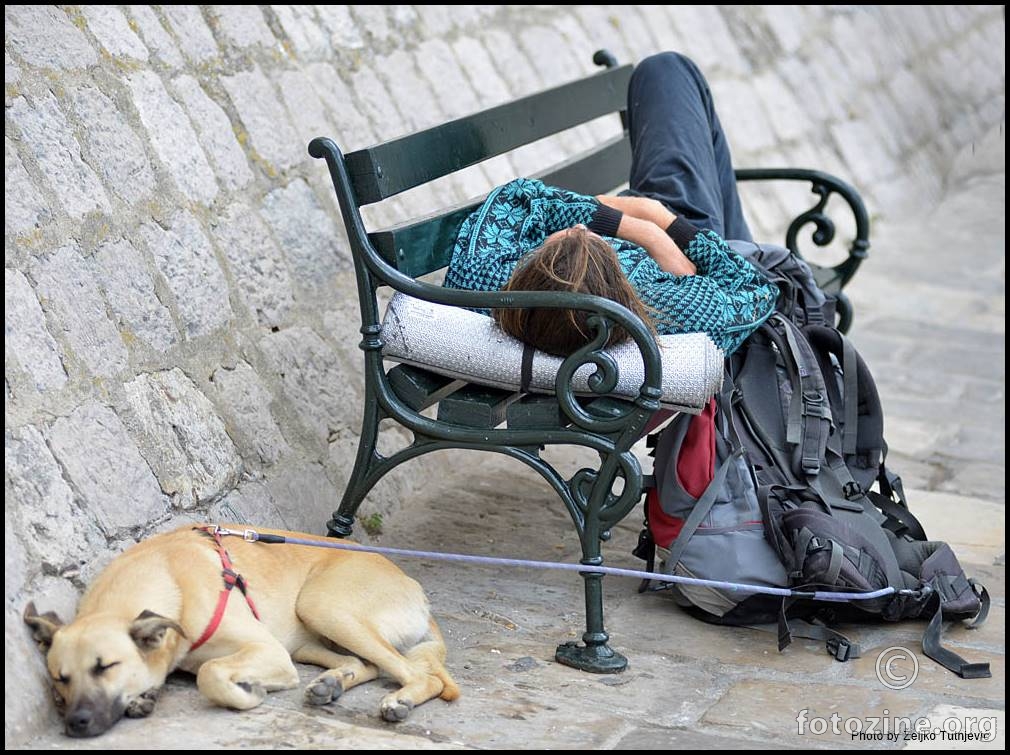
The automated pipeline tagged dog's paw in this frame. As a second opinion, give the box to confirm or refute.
[304,674,343,706]
[380,697,414,723]
[125,689,160,718]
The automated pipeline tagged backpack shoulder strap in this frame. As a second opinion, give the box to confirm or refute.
[804,324,884,461]
[764,315,833,479]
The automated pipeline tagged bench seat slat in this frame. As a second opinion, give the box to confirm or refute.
[387,364,466,412]
[437,384,522,428]
[507,393,634,430]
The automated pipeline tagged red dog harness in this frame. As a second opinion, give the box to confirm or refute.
[189,526,262,651]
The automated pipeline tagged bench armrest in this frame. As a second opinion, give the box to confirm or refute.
[734,168,870,292]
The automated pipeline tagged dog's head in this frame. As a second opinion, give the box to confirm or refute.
[23,602,185,737]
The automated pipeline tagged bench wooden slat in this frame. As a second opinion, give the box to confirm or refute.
[370,201,478,277]
[387,364,466,412]
[437,384,521,428]
[536,134,632,197]
[507,393,634,429]
[346,64,633,205]
[583,396,635,420]
[507,394,564,429]
[370,135,633,278]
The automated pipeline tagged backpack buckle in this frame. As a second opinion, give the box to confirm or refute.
[826,637,856,662]
[843,481,863,500]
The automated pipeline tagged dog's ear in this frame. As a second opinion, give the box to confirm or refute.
[23,602,64,653]
[130,610,187,651]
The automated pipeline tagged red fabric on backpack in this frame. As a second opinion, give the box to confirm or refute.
[648,399,717,549]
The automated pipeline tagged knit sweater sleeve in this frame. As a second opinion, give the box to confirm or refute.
[684,229,773,288]
[522,179,623,244]
[631,229,779,355]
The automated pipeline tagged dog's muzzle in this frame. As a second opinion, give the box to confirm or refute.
[63,696,126,738]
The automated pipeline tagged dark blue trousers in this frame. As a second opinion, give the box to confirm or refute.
[623,52,753,242]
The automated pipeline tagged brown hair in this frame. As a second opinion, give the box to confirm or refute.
[493,227,654,356]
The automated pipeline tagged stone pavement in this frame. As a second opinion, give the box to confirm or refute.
[17,131,1004,751]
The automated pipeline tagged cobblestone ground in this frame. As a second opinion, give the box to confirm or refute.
[16,128,1003,750]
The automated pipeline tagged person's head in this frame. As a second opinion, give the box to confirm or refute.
[493,225,653,356]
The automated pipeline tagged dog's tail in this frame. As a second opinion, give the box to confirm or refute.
[417,618,460,702]
[435,665,461,701]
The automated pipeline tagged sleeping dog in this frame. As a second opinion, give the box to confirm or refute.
[24,524,458,737]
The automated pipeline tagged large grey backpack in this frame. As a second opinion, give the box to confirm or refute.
[635,246,991,678]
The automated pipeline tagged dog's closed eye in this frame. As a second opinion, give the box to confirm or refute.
[93,659,120,677]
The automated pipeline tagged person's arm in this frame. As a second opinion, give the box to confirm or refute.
[596,194,700,276]
[527,181,696,275]
[632,230,779,354]
[603,192,759,283]
[612,214,696,276]
[523,180,619,237]
[596,195,676,228]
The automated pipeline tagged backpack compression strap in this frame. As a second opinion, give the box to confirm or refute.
[663,449,740,574]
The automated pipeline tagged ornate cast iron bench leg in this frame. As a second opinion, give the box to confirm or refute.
[327,326,385,538]
[555,447,645,673]
[326,396,380,538]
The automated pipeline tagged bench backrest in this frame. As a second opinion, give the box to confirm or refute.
[346,63,634,279]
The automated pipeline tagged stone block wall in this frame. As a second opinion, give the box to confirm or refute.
[4,5,1004,743]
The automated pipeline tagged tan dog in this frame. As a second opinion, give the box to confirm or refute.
[23,524,458,737]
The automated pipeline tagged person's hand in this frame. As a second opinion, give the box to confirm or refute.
[647,223,696,276]
[616,216,696,276]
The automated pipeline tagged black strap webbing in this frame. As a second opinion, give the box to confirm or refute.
[966,580,991,629]
[922,593,992,679]
[867,490,928,541]
[520,342,535,393]
[752,614,861,661]
[841,335,859,454]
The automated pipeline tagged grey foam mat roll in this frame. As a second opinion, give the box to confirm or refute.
[381,292,723,412]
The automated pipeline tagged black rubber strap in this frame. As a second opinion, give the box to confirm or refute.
[922,595,992,679]
[867,489,928,541]
[749,617,861,661]
[520,342,535,393]
[965,580,991,629]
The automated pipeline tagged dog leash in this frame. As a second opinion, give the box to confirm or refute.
[190,526,262,650]
[206,525,918,603]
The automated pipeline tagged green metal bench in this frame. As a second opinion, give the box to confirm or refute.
[309,49,870,673]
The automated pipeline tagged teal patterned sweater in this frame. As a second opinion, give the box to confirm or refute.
[444,178,777,355]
